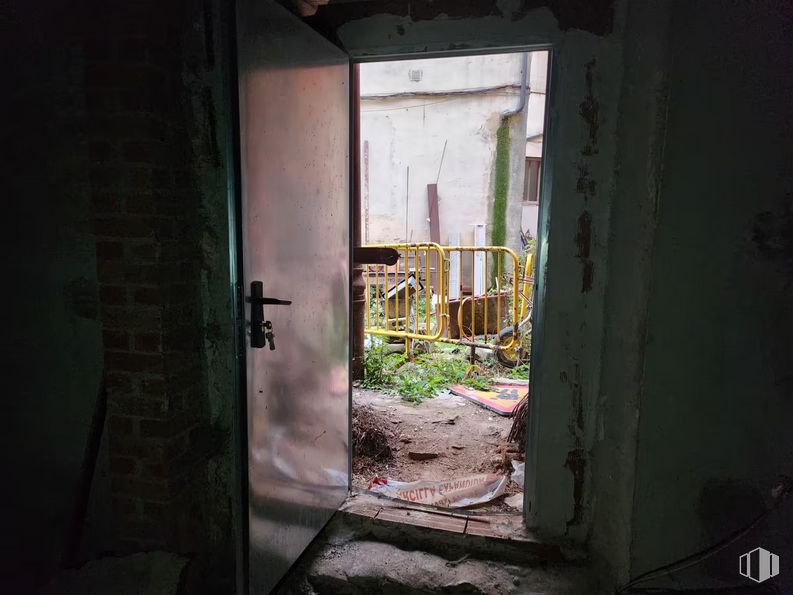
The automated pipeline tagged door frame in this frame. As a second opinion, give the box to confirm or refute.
[223,6,560,588]
[222,2,249,593]
[348,44,557,523]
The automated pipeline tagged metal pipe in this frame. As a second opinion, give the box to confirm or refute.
[404,246,409,332]
[414,245,420,337]
[502,52,529,118]
[365,266,371,329]
[471,249,476,339]
[484,250,489,343]
[425,249,430,334]
[394,259,399,330]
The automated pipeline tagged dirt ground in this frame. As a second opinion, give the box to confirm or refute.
[352,386,523,512]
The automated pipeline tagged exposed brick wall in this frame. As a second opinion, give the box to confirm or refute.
[83,0,216,552]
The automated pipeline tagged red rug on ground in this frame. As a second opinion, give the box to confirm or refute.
[449,384,527,416]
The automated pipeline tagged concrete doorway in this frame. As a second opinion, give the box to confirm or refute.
[235,2,555,591]
[351,51,551,518]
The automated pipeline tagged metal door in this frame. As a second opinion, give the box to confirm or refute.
[236,1,350,592]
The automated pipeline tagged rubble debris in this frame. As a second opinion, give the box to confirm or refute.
[352,405,394,476]
[432,415,460,425]
[504,493,524,510]
[507,393,530,443]
[408,450,439,461]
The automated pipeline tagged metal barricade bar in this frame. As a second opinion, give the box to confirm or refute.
[363,243,525,354]
[442,245,520,350]
[363,243,446,342]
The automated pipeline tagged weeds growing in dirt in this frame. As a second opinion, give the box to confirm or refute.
[363,342,500,403]
[362,342,407,389]
[506,363,531,380]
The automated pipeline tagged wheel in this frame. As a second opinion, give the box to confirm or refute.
[495,326,530,368]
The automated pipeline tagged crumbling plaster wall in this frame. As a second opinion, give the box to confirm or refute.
[588,0,670,585]
[180,0,239,560]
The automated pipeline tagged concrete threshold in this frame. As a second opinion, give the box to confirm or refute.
[338,490,585,566]
[277,492,596,594]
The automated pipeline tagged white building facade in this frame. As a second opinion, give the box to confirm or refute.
[360,51,547,250]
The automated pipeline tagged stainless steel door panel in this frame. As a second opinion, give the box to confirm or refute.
[236,1,350,591]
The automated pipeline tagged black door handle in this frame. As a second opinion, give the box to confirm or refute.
[247,281,291,349]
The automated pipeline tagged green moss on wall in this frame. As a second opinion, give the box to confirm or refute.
[491,118,510,285]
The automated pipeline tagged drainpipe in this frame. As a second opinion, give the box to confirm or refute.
[503,52,529,118]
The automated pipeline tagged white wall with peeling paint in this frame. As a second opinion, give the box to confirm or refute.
[360,52,547,250]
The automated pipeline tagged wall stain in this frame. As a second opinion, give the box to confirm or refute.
[575,60,599,293]
[576,211,594,292]
[564,448,586,529]
[564,363,586,530]
[752,194,793,282]
[751,196,793,399]
[306,0,615,38]
[513,0,615,34]
[579,58,600,156]
[576,163,596,197]
[580,260,594,293]
[575,211,592,259]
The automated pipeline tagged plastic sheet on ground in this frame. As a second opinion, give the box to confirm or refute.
[504,493,524,510]
[511,459,525,487]
[368,473,508,508]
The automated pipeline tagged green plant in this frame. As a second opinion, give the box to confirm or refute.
[362,343,407,389]
[391,355,461,403]
[507,363,531,380]
[462,375,494,391]
[490,118,510,285]
[419,355,467,384]
[414,293,436,333]
[395,374,431,403]
[364,349,501,404]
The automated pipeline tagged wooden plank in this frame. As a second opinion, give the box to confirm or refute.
[353,247,399,266]
[426,183,441,244]
[427,184,440,288]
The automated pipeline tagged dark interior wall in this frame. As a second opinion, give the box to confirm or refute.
[630,0,793,580]
[1,0,237,591]
[1,3,105,588]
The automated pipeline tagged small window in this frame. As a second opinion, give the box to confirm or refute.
[524,157,542,204]
[408,69,423,82]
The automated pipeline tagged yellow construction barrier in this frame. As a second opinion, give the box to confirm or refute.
[364,243,446,343]
[363,243,533,360]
